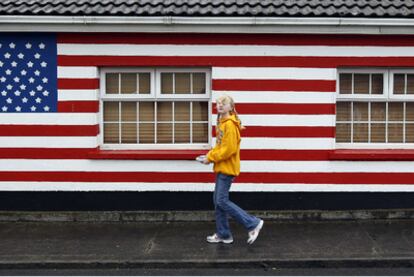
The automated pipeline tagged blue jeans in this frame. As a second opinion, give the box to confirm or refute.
[213,173,260,239]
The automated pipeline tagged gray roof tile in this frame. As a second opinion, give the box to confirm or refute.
[0,0,414,18]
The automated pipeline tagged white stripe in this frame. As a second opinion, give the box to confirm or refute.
[0,113,98,125]
[0,160,211,172]
[212,67,337,80]
[236,138,334,149]
[212,91,335,104]
[0,114,333,127]
[212,115,335,127]
[0,182,413,192]
[57,66,98,78]
[58,89,99,101]
[58,44,414,57]
[2,160,414,173]
[0,137,98,148]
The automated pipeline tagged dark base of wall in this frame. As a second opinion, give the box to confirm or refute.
[0,191,413,211]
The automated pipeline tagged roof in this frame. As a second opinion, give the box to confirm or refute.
[0,0,414,18]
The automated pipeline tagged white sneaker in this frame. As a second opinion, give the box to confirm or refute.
[247,219,264,244]
[206,233,233,244]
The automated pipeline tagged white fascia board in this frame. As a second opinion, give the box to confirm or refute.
[1,16,414,34]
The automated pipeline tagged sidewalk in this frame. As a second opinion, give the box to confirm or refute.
[1,219,414,269]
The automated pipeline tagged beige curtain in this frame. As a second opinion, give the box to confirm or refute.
[394,74,405,95]
[106,73,119,94]
[339,74,352,94]
[354,74,369,94]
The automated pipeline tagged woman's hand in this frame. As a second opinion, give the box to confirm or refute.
[202,157,210,164]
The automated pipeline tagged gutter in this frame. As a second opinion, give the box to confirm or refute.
[0,15,414,34]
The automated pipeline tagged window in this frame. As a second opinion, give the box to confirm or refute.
[100,68,211,150]
[336,69,414,148]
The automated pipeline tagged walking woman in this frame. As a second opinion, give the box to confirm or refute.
[200,95,263,244]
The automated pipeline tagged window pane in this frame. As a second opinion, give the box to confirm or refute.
[388,123,404,143]
[193,102,209,121]
[193,73,206,94]
[388,102,404,121]
[354,74,369,94]
[104,123,119,143]
[121,102,137,122]
[406,123,414,142]
[353,102,368,121]
[406,103,414,121]
[174,102,190,121]
[407,74,414,95]
[371,102,386,121]
[106,73,119,94]
[339,74,352,94]
[157,123,173,143]
[371,123,386,143]
[139,123,154,143]
[161,73,173,94]
[139,73,151,94]
[174,123,190,143]
[139,102,154,122]
[175,73,191,94]
[120,73,137,94]
[157,102,172,121]
[371,74,383,95]
[103,102,119,121]
[121,123,137,143]
[336,102,351,121]
[394,74,405,95]
[353,123,368,142]
[193,123,208,143]
[336,123,351,143]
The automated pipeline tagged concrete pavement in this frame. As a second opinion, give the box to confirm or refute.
[1,218,414,269]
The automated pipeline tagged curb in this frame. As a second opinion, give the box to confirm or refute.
[1,258,414,269]
[1,209,414,222]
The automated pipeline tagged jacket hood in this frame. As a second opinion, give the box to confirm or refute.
[220,114,242,131]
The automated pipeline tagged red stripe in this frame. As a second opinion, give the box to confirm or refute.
[55,101,332,114]
[2,149,414,161]
[233,103,335,115]
[88,150,207,160]
[213,126,335,138]
[0,125,99,136]
[213,79,336,92]
[58,56,414,68]
[1,172,414,184]
[329,149,414,161]
[0,126,332,137]
[0,148,330,160]
[58,33,414,46]
[58,78,99,89]
[58,101,99,112]
[239,173,414,184]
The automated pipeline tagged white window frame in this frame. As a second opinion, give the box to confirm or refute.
[99,67,212,150]
[156,68,212,99]
[336,68,414,149]
[389,69,414,100]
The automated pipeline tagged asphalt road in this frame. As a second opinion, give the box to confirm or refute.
[1,267,414,276]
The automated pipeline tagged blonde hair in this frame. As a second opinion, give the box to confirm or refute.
[216,94,246,130]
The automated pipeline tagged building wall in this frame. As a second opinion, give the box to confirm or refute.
[1,33,414,194]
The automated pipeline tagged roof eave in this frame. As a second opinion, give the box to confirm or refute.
[1,16,414,34]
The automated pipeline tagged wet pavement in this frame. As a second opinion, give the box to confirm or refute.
[1,219,414,269]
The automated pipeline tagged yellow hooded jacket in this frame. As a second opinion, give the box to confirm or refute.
[206,114,241,177]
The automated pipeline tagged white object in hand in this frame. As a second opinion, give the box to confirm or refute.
[196,155,206,163]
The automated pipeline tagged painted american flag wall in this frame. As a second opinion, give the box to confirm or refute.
[1,32,414,192]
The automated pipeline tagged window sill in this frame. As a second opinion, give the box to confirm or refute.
[329,149,414,160]
[87,149,207,160]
